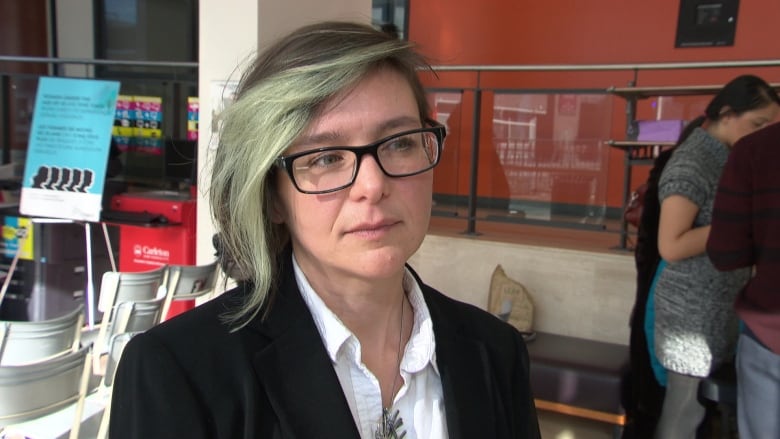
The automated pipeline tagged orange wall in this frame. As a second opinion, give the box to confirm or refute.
[411,1,780,208]
[411,1,780,64]
[0,0,48,74]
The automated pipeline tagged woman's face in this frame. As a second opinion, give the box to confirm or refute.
[272,68,433,289]
[721,103,780,146]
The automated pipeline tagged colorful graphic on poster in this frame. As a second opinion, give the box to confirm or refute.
[112,94,133,151]
[20,77,120,222]
[111,95,164,154]
[1,216,33,260]
[187,97,199,140]
[134,96,161,136]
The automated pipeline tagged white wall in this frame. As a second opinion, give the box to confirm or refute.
[53,0,94,77]
[409,234,637,345]
[195,0,259,267]
[256,0,371,47]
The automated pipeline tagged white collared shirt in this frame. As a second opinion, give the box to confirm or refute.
[293,255,448,439]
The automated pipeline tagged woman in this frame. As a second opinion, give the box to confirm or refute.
[109,21,540,439]
[652,74,780,439]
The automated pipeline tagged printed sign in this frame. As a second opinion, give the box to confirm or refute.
[20,77,120,222]
[1,216,34,260]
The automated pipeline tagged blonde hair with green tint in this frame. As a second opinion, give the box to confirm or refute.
[209,21,434,327]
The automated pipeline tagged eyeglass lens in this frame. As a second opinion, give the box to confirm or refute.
[290,130,440,193]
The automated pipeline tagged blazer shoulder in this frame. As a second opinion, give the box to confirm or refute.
[421,283,522,344]
[144,284,250,344]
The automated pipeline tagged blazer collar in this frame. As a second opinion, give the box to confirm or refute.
[415,270,500,439]
[247,254,361,439]
[246,256,497,439]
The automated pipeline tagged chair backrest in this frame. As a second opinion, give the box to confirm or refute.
[93,266,166,370]
[0,346,91,430]
[167,262,219,299]
[101,331,139,390]
[113,298,165,336]
[0,305,84,366]
[97,265,167,314]
[161,262,219,318]
[89,299,164,396]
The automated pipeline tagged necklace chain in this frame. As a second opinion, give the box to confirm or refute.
[389,293,404,407]
[375,293,406,439]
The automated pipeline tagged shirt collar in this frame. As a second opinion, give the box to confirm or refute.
[292,253,438,375]
[293,255,351,363]
[402,269,439,375]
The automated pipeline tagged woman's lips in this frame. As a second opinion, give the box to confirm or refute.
[346,220,399,236]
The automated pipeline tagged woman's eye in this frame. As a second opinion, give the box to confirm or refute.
[750,117,772,128]
[386,135,418,152]
[306,151,346,169]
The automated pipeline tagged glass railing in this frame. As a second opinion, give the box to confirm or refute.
[423,59,780,248]
[428,88,613,234]
[4,56,780,249]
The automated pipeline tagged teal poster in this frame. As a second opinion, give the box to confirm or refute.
[20,77,120,222]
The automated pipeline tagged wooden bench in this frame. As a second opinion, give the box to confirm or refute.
[526,331,629,436]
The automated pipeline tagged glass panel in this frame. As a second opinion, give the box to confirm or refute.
[653,95,712,121]
[489,93,611,229]
[428,91,468,218]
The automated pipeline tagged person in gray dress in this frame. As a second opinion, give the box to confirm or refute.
[653,74,780,439]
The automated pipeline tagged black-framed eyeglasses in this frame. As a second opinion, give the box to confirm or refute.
[275,120,446,194]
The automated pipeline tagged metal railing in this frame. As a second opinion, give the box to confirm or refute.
[425,58,780,245]
[4,56,780,247]
[1,56,198,165]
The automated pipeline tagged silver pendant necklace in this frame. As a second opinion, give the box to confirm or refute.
[375,408,405,439]
[374,294,407,439]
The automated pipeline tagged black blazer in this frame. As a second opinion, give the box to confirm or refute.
[109,256,540,439]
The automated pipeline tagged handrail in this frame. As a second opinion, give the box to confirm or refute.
[4,56,780,243]
[0,55,197,69]
[4,55,779,72]
[432,59,780,72]
[0,58,198,164]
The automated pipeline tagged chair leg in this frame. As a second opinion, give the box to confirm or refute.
[96,400,112,439]
[70,352,93,439]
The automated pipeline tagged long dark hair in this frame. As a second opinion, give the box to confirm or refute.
[676,74,780,145]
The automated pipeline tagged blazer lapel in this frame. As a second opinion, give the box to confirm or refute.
[248,259,361,439]
[244,258,500,438]
[424,285,500,439]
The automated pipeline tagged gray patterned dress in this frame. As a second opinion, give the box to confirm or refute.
[654,127,750,377]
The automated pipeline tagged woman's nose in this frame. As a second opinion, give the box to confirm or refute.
[349,154,389,200]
